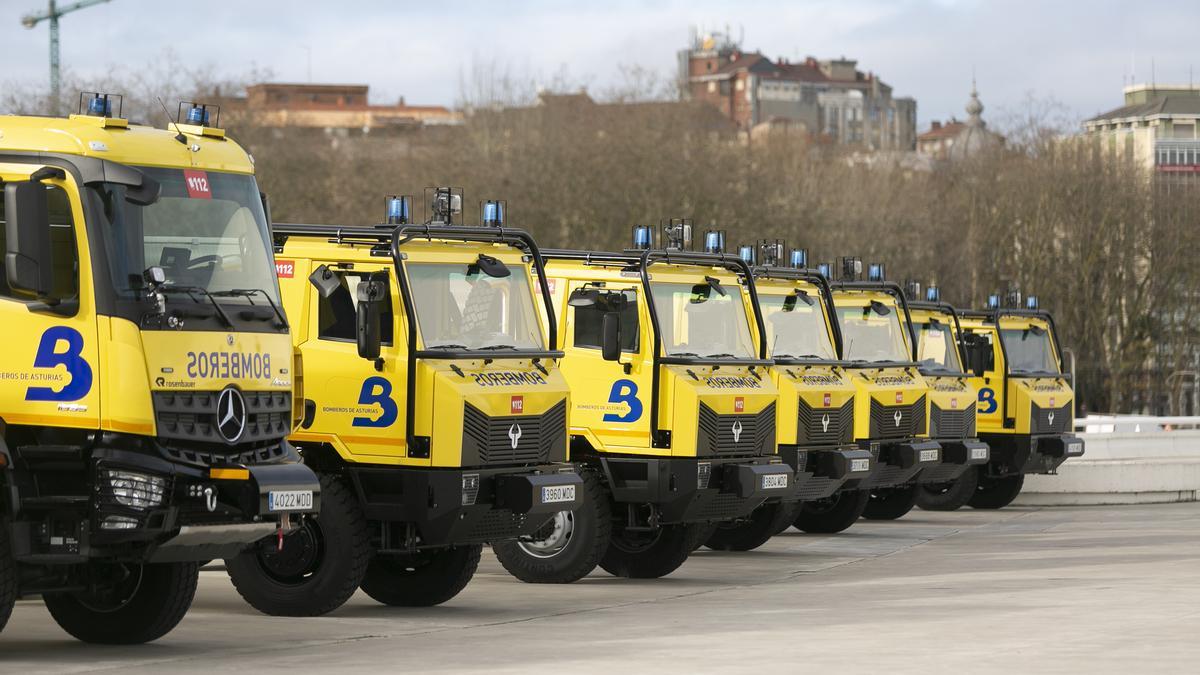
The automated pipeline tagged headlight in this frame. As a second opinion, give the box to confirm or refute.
[100,514,141,530]
[104,470,166,509]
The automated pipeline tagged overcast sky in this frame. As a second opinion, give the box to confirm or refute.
[3,0,1197,128]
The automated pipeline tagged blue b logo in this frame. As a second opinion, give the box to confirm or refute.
[26,326,93,402]
[978,387,998,414]
[603,379,642,423]
[353,376,399,427]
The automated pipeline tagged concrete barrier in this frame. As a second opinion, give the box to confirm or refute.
[1015,429,1200,505]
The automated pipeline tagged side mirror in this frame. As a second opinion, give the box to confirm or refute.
[601,312,622,362]
[4,180,55,301]
[961,334,988,377]
[356,278,387,360]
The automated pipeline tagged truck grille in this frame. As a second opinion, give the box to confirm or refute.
[930,403,976,439]
[868,395,926,439]
[697,403,775,456]
[153,390,291,453]
[797,399,854,446]
[462,399,567,467]
[1030,401,1071,434]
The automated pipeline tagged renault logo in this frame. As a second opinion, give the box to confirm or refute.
[216,387,247,444]
[731,420,744,443]
[508,423,522,449]
[893,411,903,428]
[821,414,831,433]
[1048,411,1055,427]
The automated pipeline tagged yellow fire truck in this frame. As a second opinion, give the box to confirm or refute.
[226,190,582,614]
[954,292,1084,507]
[492,223,790,581]
[0,94,319,643]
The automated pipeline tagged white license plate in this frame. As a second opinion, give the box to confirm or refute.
[850,458,871,473]
[1066,441,1084,456]
[970,447,988,461]
[919,449,939,462]
[541,485,577,504]
[267,490,313,512]
[761,473,789,490]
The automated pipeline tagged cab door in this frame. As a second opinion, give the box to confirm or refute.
[296,262,412,462]
[0,166,102,433]
[559,281,653,453]
[964,326,1005,433]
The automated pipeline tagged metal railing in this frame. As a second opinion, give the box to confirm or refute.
[1075,415,1200,433]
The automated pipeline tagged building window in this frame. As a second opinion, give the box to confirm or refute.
[708,81,716,94]
[735,79,744,92]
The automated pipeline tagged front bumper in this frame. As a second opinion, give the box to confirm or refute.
[861,440,942,489]
[596,455,792,525]
[981,433,1085,476]
[346,463,583,548]
[917,438,990,485]
[777,445,874,501]
[9,446,322,564]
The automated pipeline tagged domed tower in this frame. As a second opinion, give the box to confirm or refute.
[949,79,1000,160]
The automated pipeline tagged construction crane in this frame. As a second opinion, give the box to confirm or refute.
[21,0,113,114]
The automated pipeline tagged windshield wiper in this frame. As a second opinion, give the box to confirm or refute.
[705,353,737,359]
[477,344,519,351]
[212,288,289,328]
[426,343,470,350]
[668,351,702,358]
[160,285,234,327]
[774,353,826,360]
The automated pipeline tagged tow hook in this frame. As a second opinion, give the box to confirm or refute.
[276,513,293,551]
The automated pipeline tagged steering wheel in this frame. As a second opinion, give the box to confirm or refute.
[186,255,223,271]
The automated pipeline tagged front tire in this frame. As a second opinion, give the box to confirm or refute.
[492,470,611,583]
[969,473,1025,509]
[599,522,699,579]
[917,466,980,511]
[704,501,796,552]
[0,521,17,635]
[42,562,198,644]
[226,473,370,616]
[359,544,481,607]
[862,485,918,520]
[793,490,869,534]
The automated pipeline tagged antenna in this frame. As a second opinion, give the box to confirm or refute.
[157,97,188,145]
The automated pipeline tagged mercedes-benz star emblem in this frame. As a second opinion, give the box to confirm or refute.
[893,410,903,428]
[821,414,831,433]
[508,423,522,449]
[731,420,743,443]
[226,334,235,346]
[216,387,247,444]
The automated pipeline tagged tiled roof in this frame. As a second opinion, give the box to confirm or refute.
[918,121,965,140]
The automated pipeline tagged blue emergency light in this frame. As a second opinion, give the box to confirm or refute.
[1026,295,1039,309]
[703,230,725,254]
[482,200,505,227]
[987,294,1000,309]
[926,285,941,302]
[632,225,652,250]
[186,104,210,126]
[87,94,113,117]
[386,195,412,225]
[789,248,807,268]
[738,245,754,263]
[817,262,833,279]
[867,263,885,282]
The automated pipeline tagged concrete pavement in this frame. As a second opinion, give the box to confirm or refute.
[2,503,1199,673]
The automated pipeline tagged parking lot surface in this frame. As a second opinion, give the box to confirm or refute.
[3,502,1198,673]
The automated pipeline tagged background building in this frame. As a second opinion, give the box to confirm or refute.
[917,84,1002,161]
[678,30,917,150]
[226,83,461,133]
[1082,84,1200,173]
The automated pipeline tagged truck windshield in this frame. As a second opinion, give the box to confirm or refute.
[837,301,912,363]
[759,292,836,360]
[649,280,756,359]
[407,262,545,350]
[916,319,963,372]
[1000,326,1059,374]
[91,166,279,304]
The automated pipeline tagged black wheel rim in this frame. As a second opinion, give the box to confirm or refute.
[256,516,324,584]
[609,526,664,554]
[74,563,145,613]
